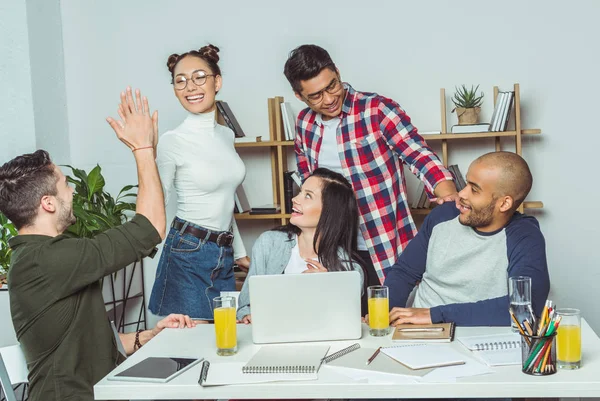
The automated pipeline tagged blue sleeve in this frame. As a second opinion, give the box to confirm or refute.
[385,203,458,308]
[430,214,549,326]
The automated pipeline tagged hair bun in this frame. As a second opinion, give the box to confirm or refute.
[166,53,180,73]
[198,44,220,64]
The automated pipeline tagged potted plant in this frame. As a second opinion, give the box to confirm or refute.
[0,213,17,288]
[64,165,137,238]
[452,84,484,125]
[65,165,146,330]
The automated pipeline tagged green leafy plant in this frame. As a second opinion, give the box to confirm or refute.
[0,212,17,278]
[452,84,484,110]
[64,165,137,238]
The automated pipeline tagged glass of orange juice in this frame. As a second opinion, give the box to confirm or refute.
[213,296,237,356]
[556,308,581,369]
[367,285,389,336]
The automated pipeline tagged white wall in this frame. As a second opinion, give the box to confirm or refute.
[26,0,71,164]
[0,0,36,163]
[51,0,600,330]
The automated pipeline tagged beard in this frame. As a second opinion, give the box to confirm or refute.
[57,197,76,231]
[458,198,496,228]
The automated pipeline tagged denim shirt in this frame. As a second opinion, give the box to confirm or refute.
[237,230,364,320]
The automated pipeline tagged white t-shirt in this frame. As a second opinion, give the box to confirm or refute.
[284,235,319,274]
[156,111,247,259]
[315,116,368,251]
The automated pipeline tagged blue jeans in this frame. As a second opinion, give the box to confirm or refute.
[148,217,235,319]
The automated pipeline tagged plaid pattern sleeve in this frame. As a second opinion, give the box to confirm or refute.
[294,108,314,181]
[377,96,453,196]
[294,83,452,282]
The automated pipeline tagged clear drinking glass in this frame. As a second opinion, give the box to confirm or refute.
[509,276,532,332]
[213,296,237,356]
[367,285,389,336]
[556,308,581,369]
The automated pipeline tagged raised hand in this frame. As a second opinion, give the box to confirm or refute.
[106,87,158,151]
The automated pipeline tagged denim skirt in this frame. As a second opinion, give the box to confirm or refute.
[148,217,235,319]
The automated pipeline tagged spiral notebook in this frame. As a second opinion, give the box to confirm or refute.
[243,344,330,373]
[457,333,522,366]
[323,344,432,378]
[198,344,329,386]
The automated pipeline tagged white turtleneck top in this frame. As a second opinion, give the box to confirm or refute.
[156,110,247,259]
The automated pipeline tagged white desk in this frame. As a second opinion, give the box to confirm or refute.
[95,321,600,400]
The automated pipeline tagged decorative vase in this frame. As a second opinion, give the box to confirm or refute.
[456,107,481,125]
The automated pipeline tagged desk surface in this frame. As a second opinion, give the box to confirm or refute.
[95,321,600,400]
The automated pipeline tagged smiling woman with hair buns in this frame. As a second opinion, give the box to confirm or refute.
[148,44,250,320]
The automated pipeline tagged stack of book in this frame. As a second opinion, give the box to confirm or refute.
[249,204,281,215]
[283,171,302,214]
[488,91,515,132]
[412,165,466,209]
[280,102,297,141]
[411,182,431,209]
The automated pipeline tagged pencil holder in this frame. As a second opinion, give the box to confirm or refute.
[520,332,557,375]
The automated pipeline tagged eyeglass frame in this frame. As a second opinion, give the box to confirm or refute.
[302,76,344,105]
[172,69,217,90]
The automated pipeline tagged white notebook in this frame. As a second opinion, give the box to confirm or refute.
[325,346,432,378]
[457,333,522,366]
[243,344,330,373]
[381,344,466,370]
[198,361,317,386]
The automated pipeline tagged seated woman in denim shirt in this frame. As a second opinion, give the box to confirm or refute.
[237,168,365,323]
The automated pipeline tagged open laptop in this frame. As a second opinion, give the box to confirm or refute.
[248,271,362,344]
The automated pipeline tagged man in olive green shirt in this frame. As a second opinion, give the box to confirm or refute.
[0,88,192,401]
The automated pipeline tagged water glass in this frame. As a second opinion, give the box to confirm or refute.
[509,276,532,332]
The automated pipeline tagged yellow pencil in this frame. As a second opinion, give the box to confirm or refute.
[539,341,552,372]
[510,310,531,346]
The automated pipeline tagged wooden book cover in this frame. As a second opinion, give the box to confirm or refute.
[391,322,455,343]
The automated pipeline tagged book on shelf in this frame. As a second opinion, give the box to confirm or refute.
[488,92,506,132]
[234,185,251,213]
[249,204,281,215]
[488,91,514,132]
[290,171,303,188]
[499,91,514,131]
[216,101,246,138]
[411,182,425,209]
[280,102,297,141]
[234,136,262,143]
[451,123,491,134]
[391,322,456,343]
[283,171,299,214]
[417,187,428,208]
[447,164,466,191]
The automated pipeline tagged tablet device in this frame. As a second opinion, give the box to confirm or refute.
[107,356,203,383]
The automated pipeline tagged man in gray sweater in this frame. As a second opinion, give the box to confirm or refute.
[383,151,549,326]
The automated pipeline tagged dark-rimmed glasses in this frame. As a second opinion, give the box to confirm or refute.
[172,70,216,90]
[304,78,343,105]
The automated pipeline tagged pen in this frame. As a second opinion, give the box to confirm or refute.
[397,327,444,332]
[366,346,382,365]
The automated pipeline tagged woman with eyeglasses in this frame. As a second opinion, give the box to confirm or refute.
[148,45,249,320]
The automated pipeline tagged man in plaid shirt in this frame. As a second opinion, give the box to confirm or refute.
[284,45,457,300]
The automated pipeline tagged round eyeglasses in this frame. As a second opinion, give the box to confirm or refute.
[304,78,343,105]
[172,70,216,90]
